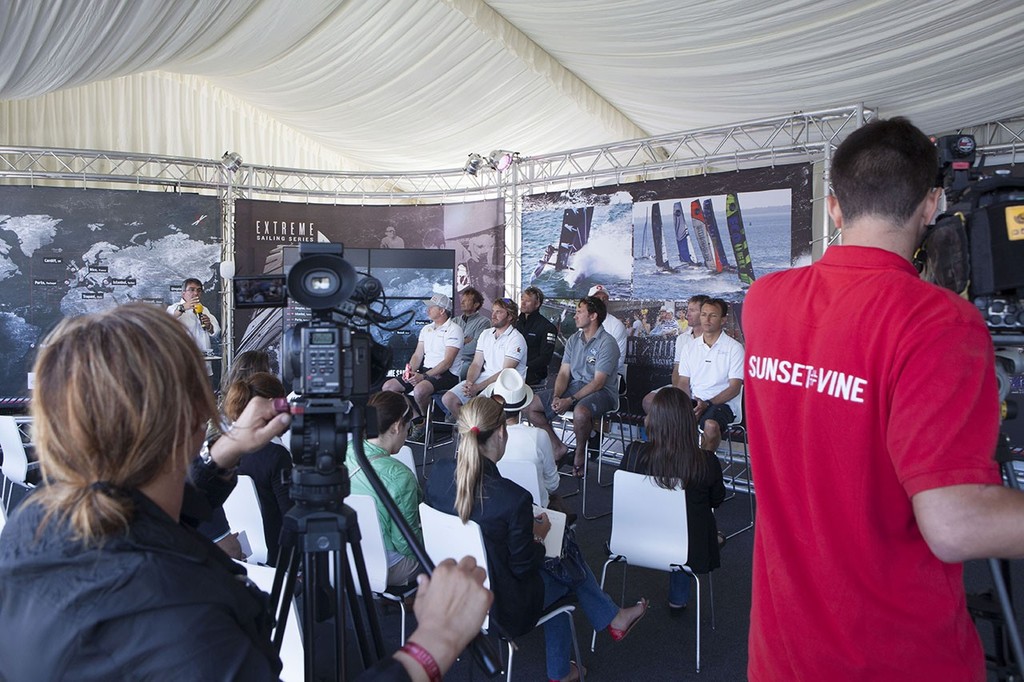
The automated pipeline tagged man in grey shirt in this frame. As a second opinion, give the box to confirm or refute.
[452,287,491,380]
[526,295,620,475]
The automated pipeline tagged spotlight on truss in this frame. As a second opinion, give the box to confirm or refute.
[220,151,243,172]
[464,153,485,176]
[487,149,517,172]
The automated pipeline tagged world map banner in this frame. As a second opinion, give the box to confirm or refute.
[0,186,221,403]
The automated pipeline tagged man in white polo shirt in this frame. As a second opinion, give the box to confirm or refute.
[642,294,709,413]
[382,293,462,422]
[678,297,744,452]
[443,297,527,421]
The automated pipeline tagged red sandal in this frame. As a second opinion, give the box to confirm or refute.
[607,598,648,642]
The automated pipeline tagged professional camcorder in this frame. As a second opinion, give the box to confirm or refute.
[234,243,398,477]
[921,134,1024,343]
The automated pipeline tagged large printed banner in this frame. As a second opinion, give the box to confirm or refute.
[232,198,505,366]
[0,186,221,402]
[522,163,812,344]
[234,198,504,307]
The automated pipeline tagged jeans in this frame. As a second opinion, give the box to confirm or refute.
[540,560,619,680]
[668,569,692,606]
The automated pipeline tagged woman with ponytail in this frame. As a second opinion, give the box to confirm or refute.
[425,396,648,682]
[619,387,726,612]
[0,303,292,680]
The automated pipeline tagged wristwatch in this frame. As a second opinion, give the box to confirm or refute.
[177,304,185,314]
[199,437,234,476]
[570,396,579,408]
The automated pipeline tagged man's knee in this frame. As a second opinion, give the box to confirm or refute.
[382,378,403,393]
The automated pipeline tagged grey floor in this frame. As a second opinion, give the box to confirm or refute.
[372,439,1024,682]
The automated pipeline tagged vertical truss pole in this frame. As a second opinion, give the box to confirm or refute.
[507,161,521,299]
[220,166,236,372]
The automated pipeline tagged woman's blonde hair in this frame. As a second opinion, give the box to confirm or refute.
[29,302,218,545]
[454,396,505,522]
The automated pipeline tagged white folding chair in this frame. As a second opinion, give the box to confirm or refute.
[223,475,269,565]
[345,494,418,643]
[419,503,585,682]
[0,416,39,514]
[593,470,712,673]
[394,446,417,478]
[239,561,305,682]
[497,458,544,507]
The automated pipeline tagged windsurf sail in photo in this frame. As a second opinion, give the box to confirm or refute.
[702,199,734,271]
[673,202,698,265]
[651,203,668,269]
[555,206,592,271]
[725,193,756,285]
[690,200,719,272]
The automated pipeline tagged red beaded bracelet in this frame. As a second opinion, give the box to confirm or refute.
[399,641,441,682]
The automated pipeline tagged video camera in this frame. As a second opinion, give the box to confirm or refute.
[921,134,1024,345]
[234,244,398,483]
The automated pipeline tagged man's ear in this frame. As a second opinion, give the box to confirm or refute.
[827,195,844,230]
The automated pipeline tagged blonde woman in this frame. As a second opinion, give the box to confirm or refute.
[425,396,648,682]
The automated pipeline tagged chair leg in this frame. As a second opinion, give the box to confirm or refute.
[592,557,620,652]
[581,460,611,520]
[566,610,585,682]
[692,570,701,673]
[505,638,514,682]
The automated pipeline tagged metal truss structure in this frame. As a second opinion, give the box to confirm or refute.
[4,105,1019,303]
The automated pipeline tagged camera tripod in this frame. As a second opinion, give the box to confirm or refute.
[969,432,1024,681]
[263,400,502,681]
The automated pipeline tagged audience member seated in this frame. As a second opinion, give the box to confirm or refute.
[482,369,559,508]
[0,303,492,682]
[382,293,463,435]
[677,298,744,452]
[641,294,708,414]
[425,396,648,682]
[618,387,725,612]
[526,296,619,476]
[442,297,527,422]
[516,286,557,389]
[220,348,272,397]
[346,391,425,586]
[223,371,294,566]
[586,284,626,386]
[452,286,492,380]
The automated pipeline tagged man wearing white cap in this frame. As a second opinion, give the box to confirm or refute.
[442,297,527,421]
[587,284,627,383]
[382,293,462,423]
[483,369,559,508]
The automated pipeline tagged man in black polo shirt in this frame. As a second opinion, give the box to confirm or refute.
[515,286,557,389]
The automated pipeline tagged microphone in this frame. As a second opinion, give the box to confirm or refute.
[194,303,204,316]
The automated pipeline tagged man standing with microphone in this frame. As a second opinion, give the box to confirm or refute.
[167,278,220,376]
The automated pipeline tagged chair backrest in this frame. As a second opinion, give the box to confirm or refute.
[345,494,390,595]
[0,416,29,484]
[223,475,269,565]
[239,561,305,682]
[496,458,543,506]
[418,503,490,591]
[418,503,491,628]
[610,470,689,570]
[394,446,417,477]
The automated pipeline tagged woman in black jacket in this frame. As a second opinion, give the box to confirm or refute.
[619,387,726,611]
[426,396,647,682]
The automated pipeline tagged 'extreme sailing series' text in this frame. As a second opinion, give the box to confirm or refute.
[254,220,316,243]
[747,355,868,404]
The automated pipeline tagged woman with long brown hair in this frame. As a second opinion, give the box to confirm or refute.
[619,386,726,611]
[425,396,647,682]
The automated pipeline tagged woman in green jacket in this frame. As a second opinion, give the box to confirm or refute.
[345,391,423,586]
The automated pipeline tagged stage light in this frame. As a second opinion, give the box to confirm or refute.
[464,153,485,176]
[220,151,243,172]
[487,149,516,172]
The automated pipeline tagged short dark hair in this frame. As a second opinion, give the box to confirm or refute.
[523,286,545,305]
[182,278,203,291]
[830,117,937,226]
[578,296,607,326]
[702,298,728,317]
[688,294,710,309]
[461,287,484,307]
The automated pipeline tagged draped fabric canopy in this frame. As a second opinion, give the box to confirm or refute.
[1,0,1022,173]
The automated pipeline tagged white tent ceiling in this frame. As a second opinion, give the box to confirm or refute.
[1,0,1023,174]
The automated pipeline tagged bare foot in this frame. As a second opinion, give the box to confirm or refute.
[572,449,586,477]
[608,598,648,641]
